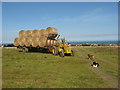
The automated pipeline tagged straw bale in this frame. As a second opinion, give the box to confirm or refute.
[39,29,48,37]
[19,30,26,37]
[31,36,40,47]
[46,27,58,38]
[26,30,33,37]
[19,37,26,46]
[19,41,25,46]
[32,29,41,37]
[24,37,32,46]
[46,27,58,34]
[14,37,20,46]
[38,36,47,47]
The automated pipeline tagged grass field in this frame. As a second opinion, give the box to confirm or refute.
[2,46,118,88]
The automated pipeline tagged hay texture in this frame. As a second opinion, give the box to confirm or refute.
[19,30,26,37]
[24,37,33,46]
[31,36,40,47]
[39,29,48,37]
[14,37,19,46]
[38,36,47,47]
[46,27,58,38]
[26,30,33,37]
[14,27,58,47]
[19,37,26,46]
[32,29,41,37]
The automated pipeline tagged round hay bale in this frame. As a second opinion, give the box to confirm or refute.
[26,30,33,37]
[46,27,58,34]
[24,37,32,46]
[53,40,57,45]
[47,39,51,46]
[32,29,41,37]
[19,41,24,46]
[31,36,40,47]
[39,29,48,37]
[19,37,26,46]
[19,30,26,37]
[38,36,47,47]
[46,27,58,38]
[46,39,57,46]
[14,37,20,46]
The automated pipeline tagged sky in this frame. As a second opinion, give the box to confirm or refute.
[2,2,118,43]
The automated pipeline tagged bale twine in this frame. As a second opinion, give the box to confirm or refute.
[38,36,47,47]
[24,37,32,46]
[14,37,20,46]
[19,30,26,37]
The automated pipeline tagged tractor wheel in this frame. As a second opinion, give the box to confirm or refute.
[23,47,29,53]
[52,46,58,55]
[59,50,64,57]
[70,50,74,56]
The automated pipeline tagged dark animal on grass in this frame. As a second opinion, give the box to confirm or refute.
[88,54,94,60]
[91,61,99,67]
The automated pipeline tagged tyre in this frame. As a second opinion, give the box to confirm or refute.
[59,50,64,57]
[23,47,29,53]
[52,46,58,55]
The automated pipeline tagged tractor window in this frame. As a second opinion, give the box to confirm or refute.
[56,40,68,44]
[64,40,68,44]
[62,40,68,44]
[56,41,62,44]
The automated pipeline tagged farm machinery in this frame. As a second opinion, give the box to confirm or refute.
[50,38,74,57]
[14,27,74,57]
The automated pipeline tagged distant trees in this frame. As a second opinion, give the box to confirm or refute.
[4,44,15,47]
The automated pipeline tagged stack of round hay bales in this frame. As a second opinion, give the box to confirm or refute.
[14,27,58,47]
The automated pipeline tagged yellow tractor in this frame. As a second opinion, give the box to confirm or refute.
[52,39,74,57]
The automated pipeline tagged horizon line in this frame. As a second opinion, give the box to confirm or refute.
[1,40,119,44]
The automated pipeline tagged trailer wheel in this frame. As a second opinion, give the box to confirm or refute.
[59,50,64,57]
[70,50,74,56]
[52,46,58,55]
[23,47,29,53]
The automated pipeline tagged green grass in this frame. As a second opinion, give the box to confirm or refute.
[2,47,118,88]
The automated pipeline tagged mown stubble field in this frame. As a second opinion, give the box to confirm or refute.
[2,46,119,88]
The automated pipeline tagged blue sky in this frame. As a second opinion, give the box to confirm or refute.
[2,2,118,43]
